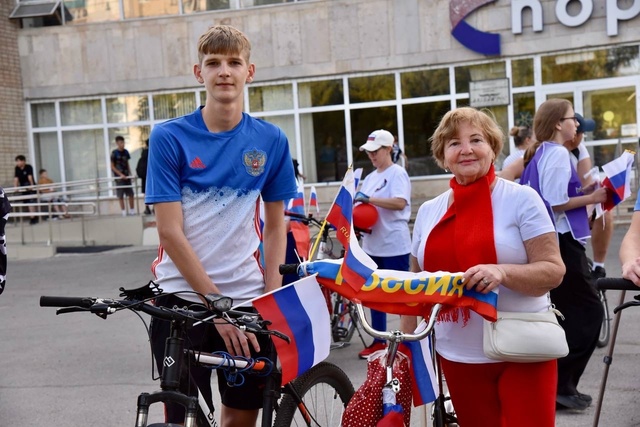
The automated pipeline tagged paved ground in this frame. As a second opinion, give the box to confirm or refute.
[1,227,639,426]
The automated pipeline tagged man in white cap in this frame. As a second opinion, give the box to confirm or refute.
[354,129,412,359]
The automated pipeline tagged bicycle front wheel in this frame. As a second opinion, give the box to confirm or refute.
[273,362,354,427]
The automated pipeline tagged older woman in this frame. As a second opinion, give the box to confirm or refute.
[401,107,565,427]
[521,98,608,411]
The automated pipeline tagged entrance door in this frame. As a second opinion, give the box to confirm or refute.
[540,79,639,167]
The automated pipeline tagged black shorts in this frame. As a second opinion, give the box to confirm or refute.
[116,179,134,199]
[150,294,272,422]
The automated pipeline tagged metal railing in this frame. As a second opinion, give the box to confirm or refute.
[5,176,144,246]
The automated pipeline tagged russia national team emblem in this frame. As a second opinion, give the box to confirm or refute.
[243,148,267,176]
[450,0,500,55]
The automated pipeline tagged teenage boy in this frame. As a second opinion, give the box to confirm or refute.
[13,155,37,224]
[110,135,136,216]
[145,25,297,427]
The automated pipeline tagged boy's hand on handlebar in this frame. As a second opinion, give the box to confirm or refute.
[215,322,260,357]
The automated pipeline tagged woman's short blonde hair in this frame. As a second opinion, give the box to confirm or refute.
[197,25,252,64]
[430,107,504,169]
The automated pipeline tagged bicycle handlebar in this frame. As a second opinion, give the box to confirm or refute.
[596,278,640,291]
[279,264,300,275]
[354,301,442,343]
[40,296,215,322]
[40,295,95,308]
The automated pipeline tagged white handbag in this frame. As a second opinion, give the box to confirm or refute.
[483,306,569,363]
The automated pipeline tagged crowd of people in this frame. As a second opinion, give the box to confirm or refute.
[5,23,640,427]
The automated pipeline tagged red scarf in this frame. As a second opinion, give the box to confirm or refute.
[423,165,497,323]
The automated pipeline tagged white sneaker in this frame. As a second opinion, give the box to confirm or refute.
[122,211,127,217]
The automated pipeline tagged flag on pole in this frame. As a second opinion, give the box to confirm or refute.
[287,181,310,260]
[401,321,438,406]
[287,180,306,216]
[353,168,363,190]
[251,275,331,385]
[325,168,378,292]
[308,186,320,214]
[601,150,635,211]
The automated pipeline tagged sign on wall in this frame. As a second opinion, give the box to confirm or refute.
[469,78,510,107]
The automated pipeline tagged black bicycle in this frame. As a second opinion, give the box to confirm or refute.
[40,282,354,427]
[592,277,639,427]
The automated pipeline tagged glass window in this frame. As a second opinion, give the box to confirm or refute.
[513,92,535,128]
[33,132,61,182]
[123,0,179,19]
[542,45,640,84]
[106,96,149,123]
[300,110,346,183]
[249,84,293,112]
[64,0,120,24]
[31,103,56,128]
[200,91,206,106]
[259,115,297,159]
[183,0,230,13]
[401,68,450,98]
[298,80,343,108]
[152,93,197,121]
[455,62,506,94]
[108,126,151,178]
[60,99,102,126]
[402,101,451,176]
[348,74,395,103]
[584,86,637,167]
[62,129,107,185]
[512,58,533,87]
[350,106,397,176]
[482,106,509,166]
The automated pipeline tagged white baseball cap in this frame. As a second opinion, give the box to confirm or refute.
[359,129,395,152]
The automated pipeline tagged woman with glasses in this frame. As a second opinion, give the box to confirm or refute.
[521,98,608,411]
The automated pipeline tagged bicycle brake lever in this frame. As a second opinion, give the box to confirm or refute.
[56,306,91,315]
[613,300,640,314]
[268,330,290,344]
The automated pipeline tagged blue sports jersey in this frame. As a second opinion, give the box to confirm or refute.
[635,188,640,211]
[147,108,297,303]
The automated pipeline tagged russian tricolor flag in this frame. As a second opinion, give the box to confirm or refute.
[287,181,306,215]
[308,185,320,214]
[251,275,331,385]
[287,181,310,260]
[602,150,635,211]
[325,173,354,249]
[353,167,363,191]
[401,321,438,406]
[325,168,378,292]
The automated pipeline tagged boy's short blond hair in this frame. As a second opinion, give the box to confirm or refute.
[197,25,252,64]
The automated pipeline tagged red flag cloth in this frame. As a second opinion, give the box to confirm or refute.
[376,411,404,427]
[289,220,310,261]
[342,349,412,427]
